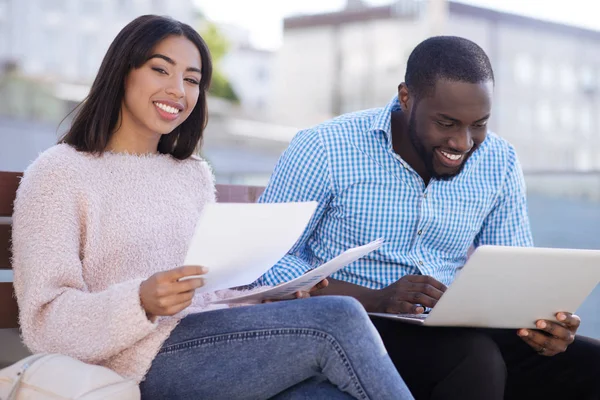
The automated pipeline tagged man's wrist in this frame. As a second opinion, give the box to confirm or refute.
[314,278,381,312]
[357,289,381,313]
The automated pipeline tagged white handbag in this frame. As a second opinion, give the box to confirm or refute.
[0,353,140,399]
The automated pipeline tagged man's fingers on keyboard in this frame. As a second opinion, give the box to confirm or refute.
[386,300,423,314]
[405,291,438,308]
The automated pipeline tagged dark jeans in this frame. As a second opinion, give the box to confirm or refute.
[371,317,600,400]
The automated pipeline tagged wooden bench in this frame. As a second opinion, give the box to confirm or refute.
[0,170,265,330]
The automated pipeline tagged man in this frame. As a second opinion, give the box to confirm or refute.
[257,36,600,399]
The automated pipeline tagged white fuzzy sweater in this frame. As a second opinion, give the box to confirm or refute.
[12,144,256,382]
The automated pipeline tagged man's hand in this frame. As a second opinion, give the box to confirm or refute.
[517,312,579,356]
[307,278,329,295]
[371,275,447,314]
[140,265,207,321]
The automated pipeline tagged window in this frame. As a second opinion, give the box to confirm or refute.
[558,64,576,93]
[578,105,593,138]
[559,105,574,129]
[539,60,553,88]
[535,102,553,132]
[513,53,534,85]
[580,65,595,89]
[516,104,533,130]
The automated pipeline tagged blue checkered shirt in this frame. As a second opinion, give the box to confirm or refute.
[257,96,534,289]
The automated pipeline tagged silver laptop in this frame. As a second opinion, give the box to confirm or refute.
[369,245,600,329]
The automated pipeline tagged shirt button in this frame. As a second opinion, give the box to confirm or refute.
[423,193,427,198]
[417,230,423,235]
[419,261,424,265]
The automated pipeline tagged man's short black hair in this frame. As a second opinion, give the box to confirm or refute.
[405,36,494,100]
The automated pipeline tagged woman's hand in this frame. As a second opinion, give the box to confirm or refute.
[140,265,207,320]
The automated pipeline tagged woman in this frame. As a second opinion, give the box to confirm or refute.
[11,15,413,400]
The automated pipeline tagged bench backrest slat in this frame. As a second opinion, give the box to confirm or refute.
[0,283,18,329]
[0,225,11,271]
[0,172,20,217]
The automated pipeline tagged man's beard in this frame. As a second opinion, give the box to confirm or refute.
[407,107,467,181]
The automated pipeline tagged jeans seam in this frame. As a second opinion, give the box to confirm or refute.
[158,328,369,399]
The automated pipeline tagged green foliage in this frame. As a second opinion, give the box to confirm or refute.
[200,22,239,103]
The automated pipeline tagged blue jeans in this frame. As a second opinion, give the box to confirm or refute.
[140,296,413,400]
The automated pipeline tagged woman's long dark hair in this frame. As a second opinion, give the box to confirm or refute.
[60,15,213,160]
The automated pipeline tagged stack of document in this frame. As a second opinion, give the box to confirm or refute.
[211,238,384,304]
[180,202,317,292]
[179,202,383,300]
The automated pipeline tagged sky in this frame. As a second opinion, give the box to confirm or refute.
[194,0,600,50]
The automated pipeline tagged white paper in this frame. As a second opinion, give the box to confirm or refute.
[179,202,318,293]
[210,238,385,305]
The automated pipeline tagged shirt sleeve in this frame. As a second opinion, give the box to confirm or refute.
[474,146,534,248]
[12,158,158,363]
[256,129,333,285]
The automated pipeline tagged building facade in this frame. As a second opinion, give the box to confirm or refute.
[0,0,195,83]
[217,23,275,114]
[270,0,600,172]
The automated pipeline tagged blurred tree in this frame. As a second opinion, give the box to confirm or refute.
[200,22,239,103]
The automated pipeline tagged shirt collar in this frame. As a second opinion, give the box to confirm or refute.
[369,95,402,146]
